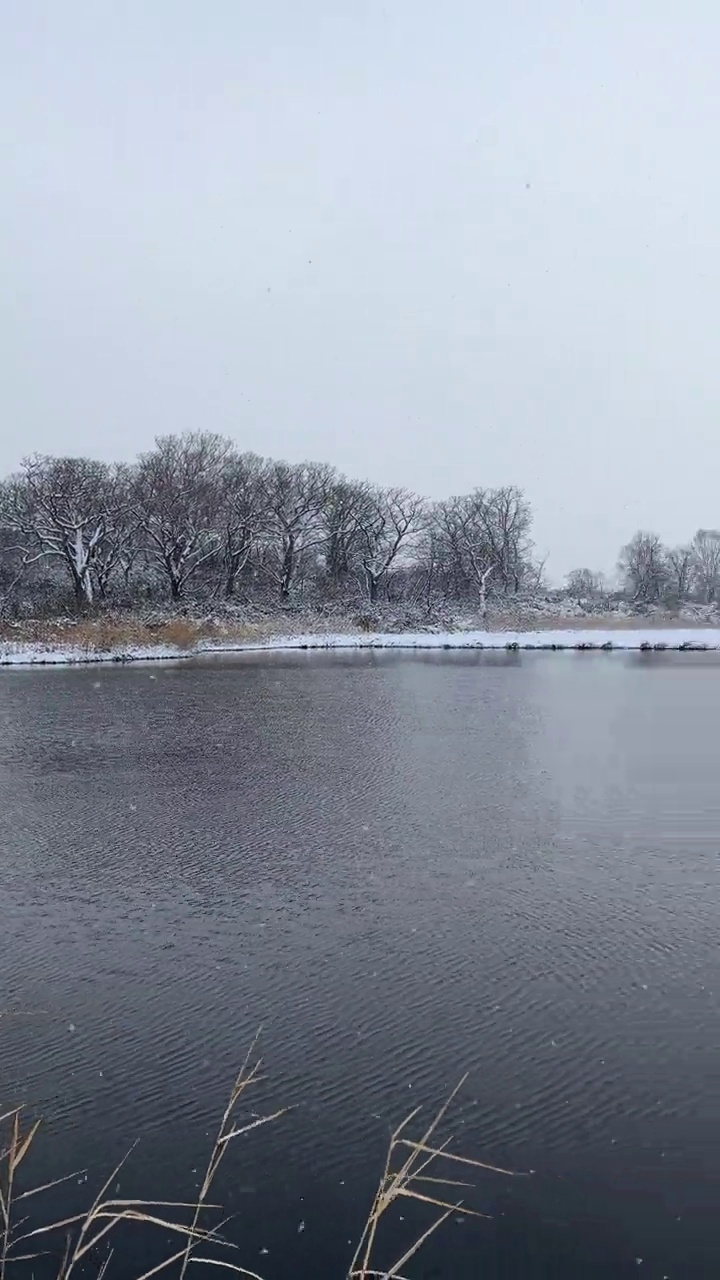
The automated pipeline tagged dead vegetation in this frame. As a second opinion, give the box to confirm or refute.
[1,1051,512,1280]
[348,1073,515,1280]
[485,610,720,631]
[3,601,717,663]
[1,1037,285,1280]
[0,616,281,655]
[0,609,369,656]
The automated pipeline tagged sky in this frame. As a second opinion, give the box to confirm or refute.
[2,1,719,582]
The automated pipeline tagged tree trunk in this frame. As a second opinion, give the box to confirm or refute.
[280,535,295,600]
[225,554,240,597]
[478,564,493,617]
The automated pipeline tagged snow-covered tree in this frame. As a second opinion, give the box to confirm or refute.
[259,461,336,600]
[618,531,669,603]
[218,452,268,598]
[133,433,232,600]
[429,487,533,610]
[565,568,605,599]
[320,477,373,596]
[0,455,120,604]
[356,487,427,602]
[665,545,694,604]
[690,529,720,603]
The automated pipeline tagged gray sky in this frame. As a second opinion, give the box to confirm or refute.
[2,1,719,581]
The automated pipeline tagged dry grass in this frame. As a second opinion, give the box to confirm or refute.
[2,1053,511,1280]
[0,613,361,656]
[349,1074,515,1280]
[486,611,720,632]
[1,1035,286,1280]
[2,607,718,659]
[0,617,251,655]
[7,605,711,665]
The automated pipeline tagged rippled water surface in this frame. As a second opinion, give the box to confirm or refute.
[2,651,720,1279]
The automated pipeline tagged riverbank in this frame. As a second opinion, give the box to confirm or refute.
[2,619,720,666]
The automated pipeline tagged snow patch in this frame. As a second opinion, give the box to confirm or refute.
[2,629,720,667]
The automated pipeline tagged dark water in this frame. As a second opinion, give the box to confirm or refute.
[2,651,720,1280]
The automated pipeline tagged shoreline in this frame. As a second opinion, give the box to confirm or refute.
[2,626,720,667]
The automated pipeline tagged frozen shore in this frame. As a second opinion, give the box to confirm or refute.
[2,627,720,667]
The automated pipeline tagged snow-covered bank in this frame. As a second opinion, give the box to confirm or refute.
[2,628,720,667]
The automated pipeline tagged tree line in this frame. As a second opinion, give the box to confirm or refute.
[568,528,720,606]
[0,433,539,615]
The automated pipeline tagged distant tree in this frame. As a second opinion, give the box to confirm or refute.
[618,531,669,603]
[0,455,121,605]
[429,487,533,611]
[356,487,427,602]
[320,477,372,597]
[482,486,534,593]
[690,529,720,603]
[260,461,335,600]
[0,439,544,619]
[665,544,694,604]
[0,519,26,617]
[565,568,605,598]
[438,494,497,610]
[218,452,268,598]
[523,554,549,597]
[133,433,232,600]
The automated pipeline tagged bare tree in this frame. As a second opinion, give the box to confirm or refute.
[0,519,27,619]
[133,433,232,600]
[356,487,427,602]
[321,477,372,597]
[424,501,469,604]
[565,568,605,598]
[524,554,548,597]
[665,545,694,604]
[480,486,533,593]
[618,531,669,603]
[690,529,720,603]
[260,461,335,600]
[429,487,533,611]
[431,496,496,609]
[218,452,268,597]
[0,455,120,605]
[0,439,547,620]
[454,495,496,607]
[84,464,140,599]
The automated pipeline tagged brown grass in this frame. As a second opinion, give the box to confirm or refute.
[486,611,720,632]
[349,1073,516,1280]
[0,613,361,655]
[1,1052,511,1280]
[4,606,709,660]
[1,1034,285,1280]
[0,617,251,654]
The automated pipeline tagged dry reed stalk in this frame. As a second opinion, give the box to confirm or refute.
[177,1031,286,1280]
[1,1032,285,1280]
[348,1074,515,1280]
[3,1055,510,1280]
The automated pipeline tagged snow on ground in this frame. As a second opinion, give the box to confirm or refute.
[2,629,720,667]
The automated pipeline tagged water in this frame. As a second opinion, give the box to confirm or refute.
[2,650,720,1279]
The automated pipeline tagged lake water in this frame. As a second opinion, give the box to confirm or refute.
[2,651,720,1280]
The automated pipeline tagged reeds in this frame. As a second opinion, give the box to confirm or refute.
[349,1074,515,1280]
[0,613,356,656]
[1,1035,285,1280]
[2,1053,513,1279]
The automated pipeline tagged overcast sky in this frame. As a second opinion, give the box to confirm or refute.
[2,1,719,580]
